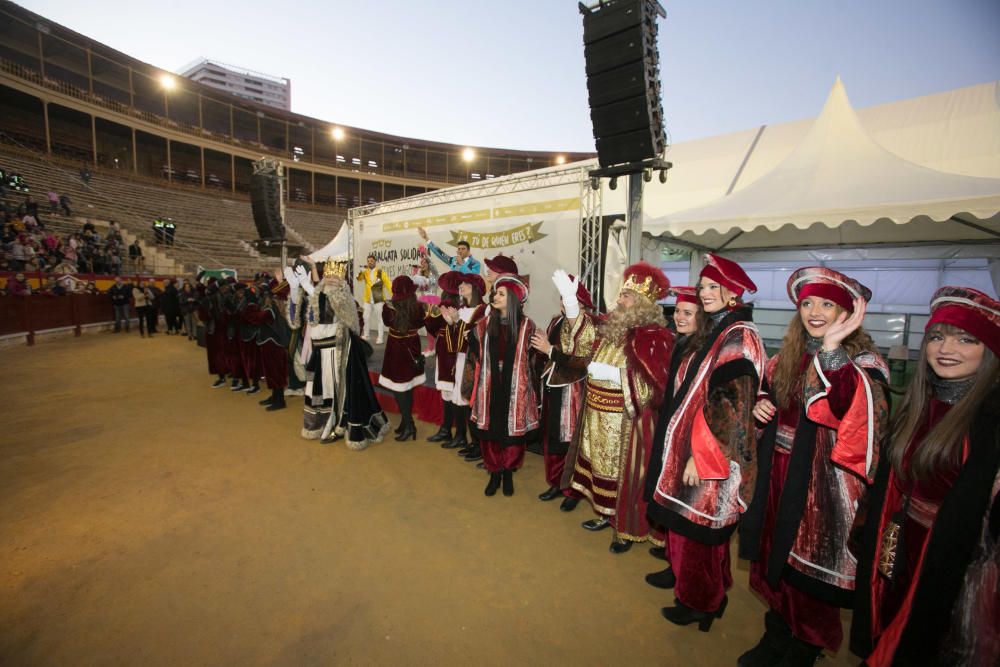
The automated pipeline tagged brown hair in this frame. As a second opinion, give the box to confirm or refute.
[772,307,879,410]
[888,323,999,481]
[487,287,524,344]
[462,284,483,307]
[390,295,423,332]
[678,304,710,358]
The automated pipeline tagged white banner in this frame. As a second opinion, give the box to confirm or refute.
[354,185,584,325]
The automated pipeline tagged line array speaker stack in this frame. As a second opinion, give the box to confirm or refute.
[250,162,284,241]
[581,0,666,168]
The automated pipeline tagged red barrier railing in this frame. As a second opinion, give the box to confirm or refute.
[0,293,121,345]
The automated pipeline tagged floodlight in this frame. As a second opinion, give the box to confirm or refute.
[462,148,475,162]
[159,74,176,90]
[331,127,345,141]
[555,155,566,165]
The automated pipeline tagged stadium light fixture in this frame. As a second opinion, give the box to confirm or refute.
[462,148,475,162]
[159,74,177,91]
[555,155,566,165]
[331,127,345,141]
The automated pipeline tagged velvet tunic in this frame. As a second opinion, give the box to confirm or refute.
[740,347,888,650]
[851,384,1000,666]
[468,313,540,445]
[377,305,424,392]
[647,306,765,544]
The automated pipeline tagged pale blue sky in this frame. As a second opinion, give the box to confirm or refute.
[20,0,1000,151]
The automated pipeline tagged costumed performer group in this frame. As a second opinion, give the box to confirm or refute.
[193,234,999,666]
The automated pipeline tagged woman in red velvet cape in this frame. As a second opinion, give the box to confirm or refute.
[851,286,1000,667]
[738,267,889,666]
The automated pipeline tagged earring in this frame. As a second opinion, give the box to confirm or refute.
[727,297,738,307]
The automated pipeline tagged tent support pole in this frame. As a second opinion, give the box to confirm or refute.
[627,173,643,264]
[715,230,744,252]
[948,215,1000,240]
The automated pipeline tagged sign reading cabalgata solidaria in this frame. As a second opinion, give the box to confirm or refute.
[444,222,547,249]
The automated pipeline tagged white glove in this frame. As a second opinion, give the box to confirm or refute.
[283,266,299,290]
[295,266,315,295]
[552,269,580,319]
[587,361,621,384]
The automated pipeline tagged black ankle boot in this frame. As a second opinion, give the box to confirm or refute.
[259,387,276,405]
[538,486,562,501]
[427,426,452,443]
[609,538,632,554]
[428,402,454,442]
[645,566,676,589]
[395,422,416,441]
[738,610,793,667]
[661,595,728,633]
[266,388,286,411]
[772,636,822,667]
[501,470,514,496]
[442,433,466,449]
[484,473,501,496]
[463,444,482,462]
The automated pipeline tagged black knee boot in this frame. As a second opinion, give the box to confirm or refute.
[446,405,469,450]
[484,472,501,496]
[428,401,453,442]
[773,636,822,667]
[265,387,286,411]
[395,391,416,441]
[738,610,793,667]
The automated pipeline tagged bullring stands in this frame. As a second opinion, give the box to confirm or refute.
[0,145,345,276]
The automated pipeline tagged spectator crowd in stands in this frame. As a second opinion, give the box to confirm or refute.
[1,178,129,275]
[1,214,126,275]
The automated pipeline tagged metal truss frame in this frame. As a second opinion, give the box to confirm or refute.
[579,173,604,312]
[350,165,596,218]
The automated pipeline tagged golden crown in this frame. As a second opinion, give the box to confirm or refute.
[621,274,660,301]
[322,260,348,279]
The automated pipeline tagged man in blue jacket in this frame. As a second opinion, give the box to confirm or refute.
[417,226,481,275]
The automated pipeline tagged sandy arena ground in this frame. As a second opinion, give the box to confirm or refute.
[0,331,858,666]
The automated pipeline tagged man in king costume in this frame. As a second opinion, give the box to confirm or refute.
[298,258,389,450]
[562,262,674,553]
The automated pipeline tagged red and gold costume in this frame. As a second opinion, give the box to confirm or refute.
[563,263,673,544]
[541,309,599,495]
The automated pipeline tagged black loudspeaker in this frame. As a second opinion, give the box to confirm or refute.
[250,171,284,240]
[581,0,666,168]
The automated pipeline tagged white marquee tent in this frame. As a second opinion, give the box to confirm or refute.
[643,78,1000,254]
[308,222,349,262]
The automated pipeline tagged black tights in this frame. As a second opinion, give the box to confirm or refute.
[441,401,454,431]
[394,390,414,427]
[453,404,470,441]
